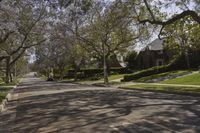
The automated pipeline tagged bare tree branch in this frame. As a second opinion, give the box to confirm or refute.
[143,0,155,21]
[0,30,14,44]
[139,10,200,25]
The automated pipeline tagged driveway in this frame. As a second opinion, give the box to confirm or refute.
[0,73,200,133]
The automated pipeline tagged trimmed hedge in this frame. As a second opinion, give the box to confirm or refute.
[110,67,133,74]
[0,76,5,83]
[65,67,132,79]
[122,65,174,82]
[66,68,103,79]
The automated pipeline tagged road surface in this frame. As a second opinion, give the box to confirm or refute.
[0,73,200,133]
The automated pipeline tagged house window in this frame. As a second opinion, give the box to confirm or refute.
[156,59,164,66]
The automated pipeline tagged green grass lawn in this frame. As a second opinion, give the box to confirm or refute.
[136,70,191,82]
[0,80,19,103]
[74,74,125,83]
[127,84,200,93]
[0,82,18,87]
[0,86,13,103]
[0,77,3,84]
[161,72,200,85]
[0,92,8,103]
[99,74,125,81]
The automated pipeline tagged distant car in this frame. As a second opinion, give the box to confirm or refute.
[34,72,38,77]
[47,77,54,81]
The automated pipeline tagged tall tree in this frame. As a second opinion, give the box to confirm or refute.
[163,17,200,68]
[79,0,145,84]
[0,0,48,83]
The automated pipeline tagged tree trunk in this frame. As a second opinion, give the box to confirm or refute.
[106,57,110,75]
[74,65,79,81]
[184,51,190,69]
[103,63,109,84]
[103,43,109,85]
[180,37,190,69]
[74,69,78,81]
[5,57,11,84]
[59,66,64,80]
[10,73,13,82]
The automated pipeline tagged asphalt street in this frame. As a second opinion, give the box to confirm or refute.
[0,73,200,133]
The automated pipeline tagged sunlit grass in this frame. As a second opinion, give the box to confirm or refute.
[0,79,19,103]
[99,74,125,81]
[0,92,7,103]
[161,72,200,85]
[0,87,13,103]
[126,84,200,93]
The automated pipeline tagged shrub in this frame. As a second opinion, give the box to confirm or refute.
[0,77,4,83]
[65,67,132,79]
[0,76,6,83]
[83,68,103,78]
[110,67,133,74]
[66,68,103,79]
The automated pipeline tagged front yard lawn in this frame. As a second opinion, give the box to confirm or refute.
[0,87,13,103]
[99,74,125,81]
[126,84,200,94]
[0,81,19,103]
[74,74,125,84]
[161,72,200,85]
[0,92,8,103]
[0,82,18,87]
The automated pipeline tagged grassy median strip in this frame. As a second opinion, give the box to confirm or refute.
[126,84,200,94]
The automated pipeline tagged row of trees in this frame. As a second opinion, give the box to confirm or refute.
[34,0,148,83]
[0,0,47,83]
[1,0,200,84]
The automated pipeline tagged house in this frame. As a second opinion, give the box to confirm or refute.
[136,38,172,69]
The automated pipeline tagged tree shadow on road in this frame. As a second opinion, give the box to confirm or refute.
[1,84,200,133]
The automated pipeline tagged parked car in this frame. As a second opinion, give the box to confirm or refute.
[47,72,54,81]
[47,77,54,81]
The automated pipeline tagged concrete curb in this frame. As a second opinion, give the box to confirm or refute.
[119,87,200,97]
[74,82,108,88]
[91,83,111,87]
[0,86,17,112]
[59,80,94,87]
